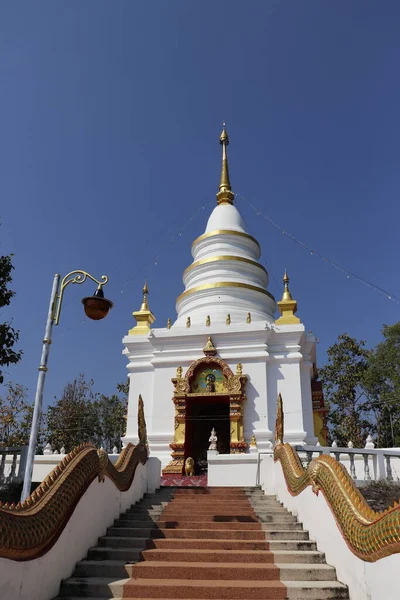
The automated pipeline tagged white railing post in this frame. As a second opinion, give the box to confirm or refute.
[385,455,393,481]
[348,441,356,479]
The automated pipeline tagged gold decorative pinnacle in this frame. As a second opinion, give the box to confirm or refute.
[226,313,231,325]
[186,317,191,328]
[216,123,235,206]
[250,434,257,447]
[246,312,251,323]
[129,281,156,335]
[203,336,217,356]
[275,393,284,444]
[206,315,211,326]
[275,269,300,325]
[167,317,172,329]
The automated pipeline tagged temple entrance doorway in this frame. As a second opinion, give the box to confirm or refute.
[184,396,230,474]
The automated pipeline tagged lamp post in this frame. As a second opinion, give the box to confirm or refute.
[21,270,113,502]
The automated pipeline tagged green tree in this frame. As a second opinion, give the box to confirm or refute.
[0,254,22,383]
[319,334,370,447]
[364,323,400,447]
[46,376,128,453]
[46,374,101,452]
[0,382,45,448]
[95,393,126,452]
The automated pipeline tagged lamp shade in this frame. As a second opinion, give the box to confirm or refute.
[81,287,113,321]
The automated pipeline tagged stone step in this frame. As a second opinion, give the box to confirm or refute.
[160,508,257,516]
[126,507,164,514]
[268,540,317,551]
[106,527,163,538]
[257,514,298,523]
[158,514,259,522]
[155,528,267,540]
[113,519,160,528]
[265,530,310,540]
[133,502,169,509]
[172,490,248,496]
[155,521,263,530]
[165,487,246,491]
[153,519,301,531]
[256,511,291,518]
[141,548,325,564]
[167,500,253,507]
[150,538,272,551]
[98,536,150,549]
[249,497,284,508]
[126,561,336,581]
[57,577,127,598]
[118,513,161,521]
[87,547,143,561]
[121,578,349,599]
[74,560,129,578]
[150,538,318,551]
[262,522,303,531]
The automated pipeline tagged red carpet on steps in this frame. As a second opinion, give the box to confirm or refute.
[121,487,287,599]
[160,475,207,486]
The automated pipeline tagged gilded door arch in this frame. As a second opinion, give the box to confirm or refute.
[163,340,248,475]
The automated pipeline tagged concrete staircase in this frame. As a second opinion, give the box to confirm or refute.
[56,486,349,600]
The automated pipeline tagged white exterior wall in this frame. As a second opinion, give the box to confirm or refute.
[261,454,400,600]
[0,458,161,600]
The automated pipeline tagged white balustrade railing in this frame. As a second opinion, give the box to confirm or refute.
[0,446,28,485]
[295,442,400,482]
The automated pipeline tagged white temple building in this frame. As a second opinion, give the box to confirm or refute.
[122,128,326,476]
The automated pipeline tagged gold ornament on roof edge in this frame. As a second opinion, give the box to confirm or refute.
[203,336,217,356]
[246,312,251,323]
[129,281,156,335]
[206,315,211,326]
[186,317,191,328]
[275,270,301,325]
[226,313,231,325]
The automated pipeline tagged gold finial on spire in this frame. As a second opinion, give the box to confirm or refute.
[129,281,156,335]
[275,269,300,325]
[216,123,234,206]
[140,280,149,310]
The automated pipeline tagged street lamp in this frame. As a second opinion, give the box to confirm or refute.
[21,270,113,501]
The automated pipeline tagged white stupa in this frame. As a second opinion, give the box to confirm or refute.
[123,127,321,476]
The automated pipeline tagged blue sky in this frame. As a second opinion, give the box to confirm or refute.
[1,1,399,406]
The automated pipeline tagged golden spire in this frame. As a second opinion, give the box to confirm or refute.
[129,281,156,335]
[282,269,293,301]
[216,123,234,205]
[275,270,301,325]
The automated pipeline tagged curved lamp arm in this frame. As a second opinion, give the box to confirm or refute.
[53,270,109,325]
